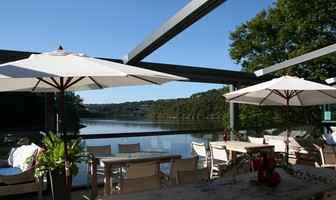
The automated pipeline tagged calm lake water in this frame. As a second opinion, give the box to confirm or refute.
[73,118,223,187]
[79,118,223,134]
[78,118,223,159]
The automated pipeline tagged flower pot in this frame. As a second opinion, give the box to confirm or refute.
[49,171,72,200]
[257,156,280,187]
[263,170,280,187]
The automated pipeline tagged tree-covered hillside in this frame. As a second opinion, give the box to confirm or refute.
[147,89,227,119]
[79,89,228,120]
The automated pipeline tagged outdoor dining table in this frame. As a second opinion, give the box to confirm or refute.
[90,151,182,198]
[209,140,275,160]
[104,164,336,200]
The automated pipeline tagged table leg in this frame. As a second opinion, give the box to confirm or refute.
[119,167,124,194]
[91,162,97,199]
[104,165,111,195]
[229,150,233,160]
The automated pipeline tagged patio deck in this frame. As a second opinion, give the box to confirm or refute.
[1,187,102,200]
[9,164,336,200]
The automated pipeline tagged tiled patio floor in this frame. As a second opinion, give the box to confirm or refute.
[1,187,105,200]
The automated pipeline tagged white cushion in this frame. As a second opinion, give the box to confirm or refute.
[331,126,336,133]
[7,147,18,166]
[322,127,336,145]
[7,144,39,171]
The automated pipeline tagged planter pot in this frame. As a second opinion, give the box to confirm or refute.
[257,156,280,187]
[49,171,72,200]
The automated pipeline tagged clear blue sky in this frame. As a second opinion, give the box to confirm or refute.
[0,0,275,104]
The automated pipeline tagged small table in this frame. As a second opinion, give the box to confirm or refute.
[91,151,181,198]
[209,141,275,159]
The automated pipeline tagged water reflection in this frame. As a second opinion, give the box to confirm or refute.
[79,118,223,134]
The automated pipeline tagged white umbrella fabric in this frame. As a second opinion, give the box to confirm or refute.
[0,46,188,199]
[224,75,336,163]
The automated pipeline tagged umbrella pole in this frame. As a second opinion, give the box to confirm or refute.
[60,90,71,200]
[285,101,289,164]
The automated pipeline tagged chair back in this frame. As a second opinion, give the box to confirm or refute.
[267,139,286,153]
[320,145,336,165]
[209,144,228,163]
[118,143,141,153]
[87,145,111,156]
[121,161,161,193]
[209,143,229,178]
[125,161,159,179]
[248,136,265,144]
[85,145,113,190]
[176,167,210,185]
[191,142,207,157]
[122,175,161,193]
[169,157,198,184]
[191,141,208,167]
[323,189,336,200]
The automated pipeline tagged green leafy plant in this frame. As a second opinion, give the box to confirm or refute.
[27,131,88,178]
[224,127,245,141]
[278,162,334,185]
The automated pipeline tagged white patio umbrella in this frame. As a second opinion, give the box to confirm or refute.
[224,75,336,163]
[0,46,188,199]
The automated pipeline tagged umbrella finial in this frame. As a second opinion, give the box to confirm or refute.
[57,46,64,51]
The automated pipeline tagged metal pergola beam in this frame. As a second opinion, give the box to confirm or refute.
[254,43,336,77]
[135,61,272,85]
[122,0,227,65]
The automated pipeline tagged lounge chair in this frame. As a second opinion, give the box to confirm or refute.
[0,143,42,199]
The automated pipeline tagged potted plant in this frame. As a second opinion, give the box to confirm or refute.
[27,131,88,200]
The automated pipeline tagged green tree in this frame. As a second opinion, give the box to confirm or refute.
[228,0,336,130]
[230,0,336,80]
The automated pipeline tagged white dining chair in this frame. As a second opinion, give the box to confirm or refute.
[209,143,229,178]
[248,136,265,144]
[191,141,209,168]
[267,139,286,153]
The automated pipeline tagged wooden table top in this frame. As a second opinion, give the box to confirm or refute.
[210,141,274,153]
[96,151,182,167]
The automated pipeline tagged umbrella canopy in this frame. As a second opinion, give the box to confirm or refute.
[0,48,188,92]
[224,75,336,163]
[224,75,336,106]
[0,46,188,200]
